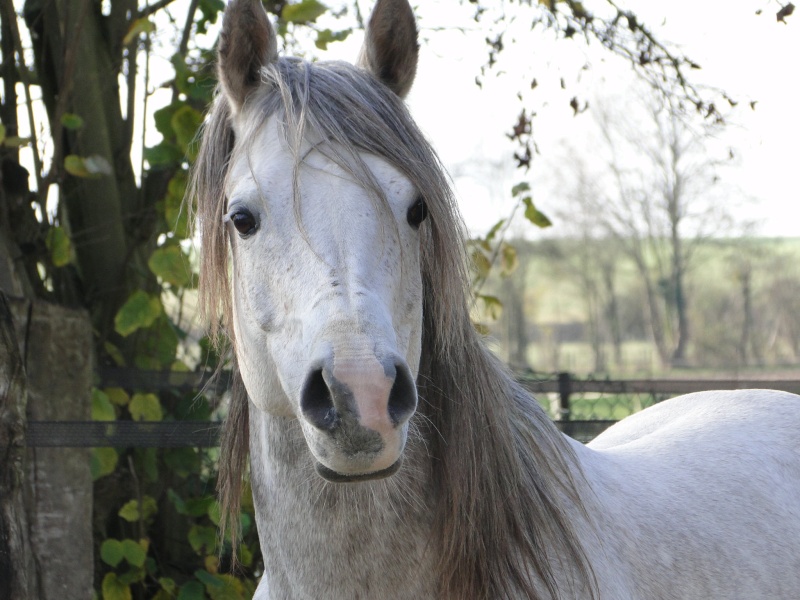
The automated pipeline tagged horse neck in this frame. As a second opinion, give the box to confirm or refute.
[247,405,438,598]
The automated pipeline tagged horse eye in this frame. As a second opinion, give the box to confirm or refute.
[407,197,428,229]
[229,209,258,237]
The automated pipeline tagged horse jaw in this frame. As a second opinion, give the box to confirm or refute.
[226,117,424,481]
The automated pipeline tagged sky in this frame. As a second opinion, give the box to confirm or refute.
[323,0,800,238]
[16,0,797,237]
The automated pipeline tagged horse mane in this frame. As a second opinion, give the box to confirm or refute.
[190,56,596,600]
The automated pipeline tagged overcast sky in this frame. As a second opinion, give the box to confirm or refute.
[340,0,800,238]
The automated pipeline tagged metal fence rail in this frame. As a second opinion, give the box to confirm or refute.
[23,372,800,447]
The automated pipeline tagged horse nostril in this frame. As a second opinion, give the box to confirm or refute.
[300,368,338,430]
[387,362,417,426]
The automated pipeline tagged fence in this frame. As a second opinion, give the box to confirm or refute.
[24,370,800,447]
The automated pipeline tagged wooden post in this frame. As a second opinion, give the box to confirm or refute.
[10,298,94,600]
[557,372,572,422]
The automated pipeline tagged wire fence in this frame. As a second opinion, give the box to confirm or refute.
[23,370,800,447]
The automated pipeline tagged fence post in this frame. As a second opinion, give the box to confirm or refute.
[11,299,94,600]
[557,372,572,422]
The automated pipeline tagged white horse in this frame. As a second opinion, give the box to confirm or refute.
[191,1,800,598]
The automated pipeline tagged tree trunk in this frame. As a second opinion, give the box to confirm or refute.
[0,294,36,600]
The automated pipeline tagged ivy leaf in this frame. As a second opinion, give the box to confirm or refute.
[159,578,178,594]
[45,226,72,267]
[149,245,192,287]
[92,388,116,421]
[144,142,184,168]
[511,181,531,196]
[470,248,491,280]
[114,291,162,337]
[133,316,179,370]
[477,294,503,320]
[484,218,505,243]
[315,28,351,50]
[167,488,188,515]
[118,496,158,522]
[123,17,156,45]
[129,393,163,422]
[105,387,130,407]
[60,113,84,130]
[91,447,118,481]
[171,105,204,159]
[102,573,133,600]
[121,538,147,567]
[164,172,190,238]
[282,0,327,23]
[64,154,112,178]
[522,197,553,228]
[500,243,519,276]
[177,581,206,600]
[188,525,217,555]
[100,539,125,567]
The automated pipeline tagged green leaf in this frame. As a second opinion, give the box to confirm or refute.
[60,113,84,130]
[129,393,163,422]
[282,0,327,23]
[105,387,130,407]
[511,181,531,196]
[197,572,246,600]
[123,17,156,45]
[144,142,184,167]
[121,539,147,567]
[91,447,118,481]
[45,226,72,267]
[64,154,112,178]
[140,447,159,482]
[470,249,491,279]
[500,243,519,276]
[104,341,126,367]
[133,316,179,370]
[2,136,30,148]
[118,496,158,523]
[207,501,221,525]
[159,578,178,594]
[0,123,5,144]
[114,291,162,337]
[188,525,217,554]
[153,102,182,138]
[164,172,190,238]
[177,581,206,600]
[168,488,188,515]
[92,388,116,421]
[484,218,505,243]
[171,105,204,158]
[101,573,132,600]
[478,294,503,320]
[100,539,125,567]
[149,245,192,287]
[184,496,214,518]
[522,197,553,228]
[315,28,351,50]
[164,447,200,478]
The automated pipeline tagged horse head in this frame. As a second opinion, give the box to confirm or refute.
[216,0,425,482]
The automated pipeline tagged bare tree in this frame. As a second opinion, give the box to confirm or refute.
[576,88,734,368]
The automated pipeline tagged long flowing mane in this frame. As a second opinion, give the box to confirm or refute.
[191,56,597,600]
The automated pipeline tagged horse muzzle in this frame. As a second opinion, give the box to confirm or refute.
[298,351,417,481]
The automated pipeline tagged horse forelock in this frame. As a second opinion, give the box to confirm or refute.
[190,56,596,600]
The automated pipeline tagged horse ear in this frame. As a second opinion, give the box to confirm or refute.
[357,0,419,98]
[218,0,278,112]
